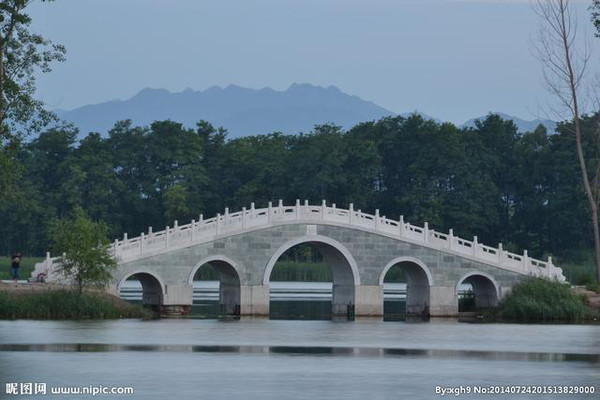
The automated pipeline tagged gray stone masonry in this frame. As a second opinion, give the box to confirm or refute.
[108,223,532,317]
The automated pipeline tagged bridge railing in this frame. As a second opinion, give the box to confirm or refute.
[110,200,563,280]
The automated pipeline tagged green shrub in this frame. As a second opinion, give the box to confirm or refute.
[497,278,590,322]
[0,290,151,320]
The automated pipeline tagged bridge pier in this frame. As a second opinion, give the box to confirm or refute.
[161,283,193,316]
[429,286,459,317]
[240,285,270,316]
[354,285,384,316]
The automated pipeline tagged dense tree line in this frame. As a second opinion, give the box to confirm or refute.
[0,114,597,267]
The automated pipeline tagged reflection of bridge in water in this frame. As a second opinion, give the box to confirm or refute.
[35,200,565,317]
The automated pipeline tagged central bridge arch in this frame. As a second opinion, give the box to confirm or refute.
[263,235,360,317]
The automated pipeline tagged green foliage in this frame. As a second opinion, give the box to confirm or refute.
[560,250,596,285]
[458,289,476,311]
[0,289,150,320]
[0,0,66,201]
[49,207,117,295]
[2,113,600,281]
[497,278,591,321]
[270,261,331,282]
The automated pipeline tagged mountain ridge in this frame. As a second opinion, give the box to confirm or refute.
[57,84,557,138]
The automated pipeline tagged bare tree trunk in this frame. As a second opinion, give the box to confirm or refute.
[535,0,600,282]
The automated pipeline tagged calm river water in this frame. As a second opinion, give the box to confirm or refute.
[0,316,599,399]
[1,282,599,399]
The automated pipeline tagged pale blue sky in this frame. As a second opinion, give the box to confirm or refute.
[31,0,597,124]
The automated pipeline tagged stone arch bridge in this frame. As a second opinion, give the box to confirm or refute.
[36,200,565,317]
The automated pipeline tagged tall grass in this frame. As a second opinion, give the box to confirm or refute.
[497,278,591,322]
[558,250,596,285]
[0,290,150,320]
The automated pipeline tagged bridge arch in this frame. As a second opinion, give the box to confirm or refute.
[188,255,241,315]
[263,235,360,317]
[118,270,165,308]
[380,257,433,316]
[263,235,360,286]
[457,271,500,310]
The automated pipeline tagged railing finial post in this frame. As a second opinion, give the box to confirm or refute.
[268,202,272,223]
[399,215,405,236]
[424,222,429,243]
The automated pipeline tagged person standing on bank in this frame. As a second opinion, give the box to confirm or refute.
[11,252,21,282]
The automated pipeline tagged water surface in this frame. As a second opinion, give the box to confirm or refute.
[0,319,598,399]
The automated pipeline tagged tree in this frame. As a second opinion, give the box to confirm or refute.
[0,0,66,199]
[49,207,117,295]
[534,0,600,282]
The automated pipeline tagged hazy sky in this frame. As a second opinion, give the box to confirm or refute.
[31,0,597,124]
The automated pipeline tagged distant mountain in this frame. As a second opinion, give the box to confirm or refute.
[57,86,557,139]
[58,84,395,138]
[461,112,556,134]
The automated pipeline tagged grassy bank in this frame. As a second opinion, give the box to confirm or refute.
[0,288,151,320]
[495,278,596,322]
[0,257,43,280]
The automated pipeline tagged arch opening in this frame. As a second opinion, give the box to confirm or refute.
[191,259,241,317]
[266,239,357,320]
[119,272,164,310]
[381,259,431,320]
[457,273,500,312]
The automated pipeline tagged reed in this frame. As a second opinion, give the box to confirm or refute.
[0,289,151,320]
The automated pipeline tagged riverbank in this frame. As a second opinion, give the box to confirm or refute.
[0,282,151,320]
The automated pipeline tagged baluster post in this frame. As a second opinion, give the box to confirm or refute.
[424,222,429,243]
[349,203,354,225]
[295,199,300,220]
[498,243,504,264]
[216,214,221,234]
[241,207,246,229]
[473,236,478,257]
[375,209,380,230]
[321,200,326,220]
[448,229,454,250]
[268,202,272,223]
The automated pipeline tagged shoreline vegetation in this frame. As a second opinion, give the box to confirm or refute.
[0,284,151,320]
[491,278,599,323]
